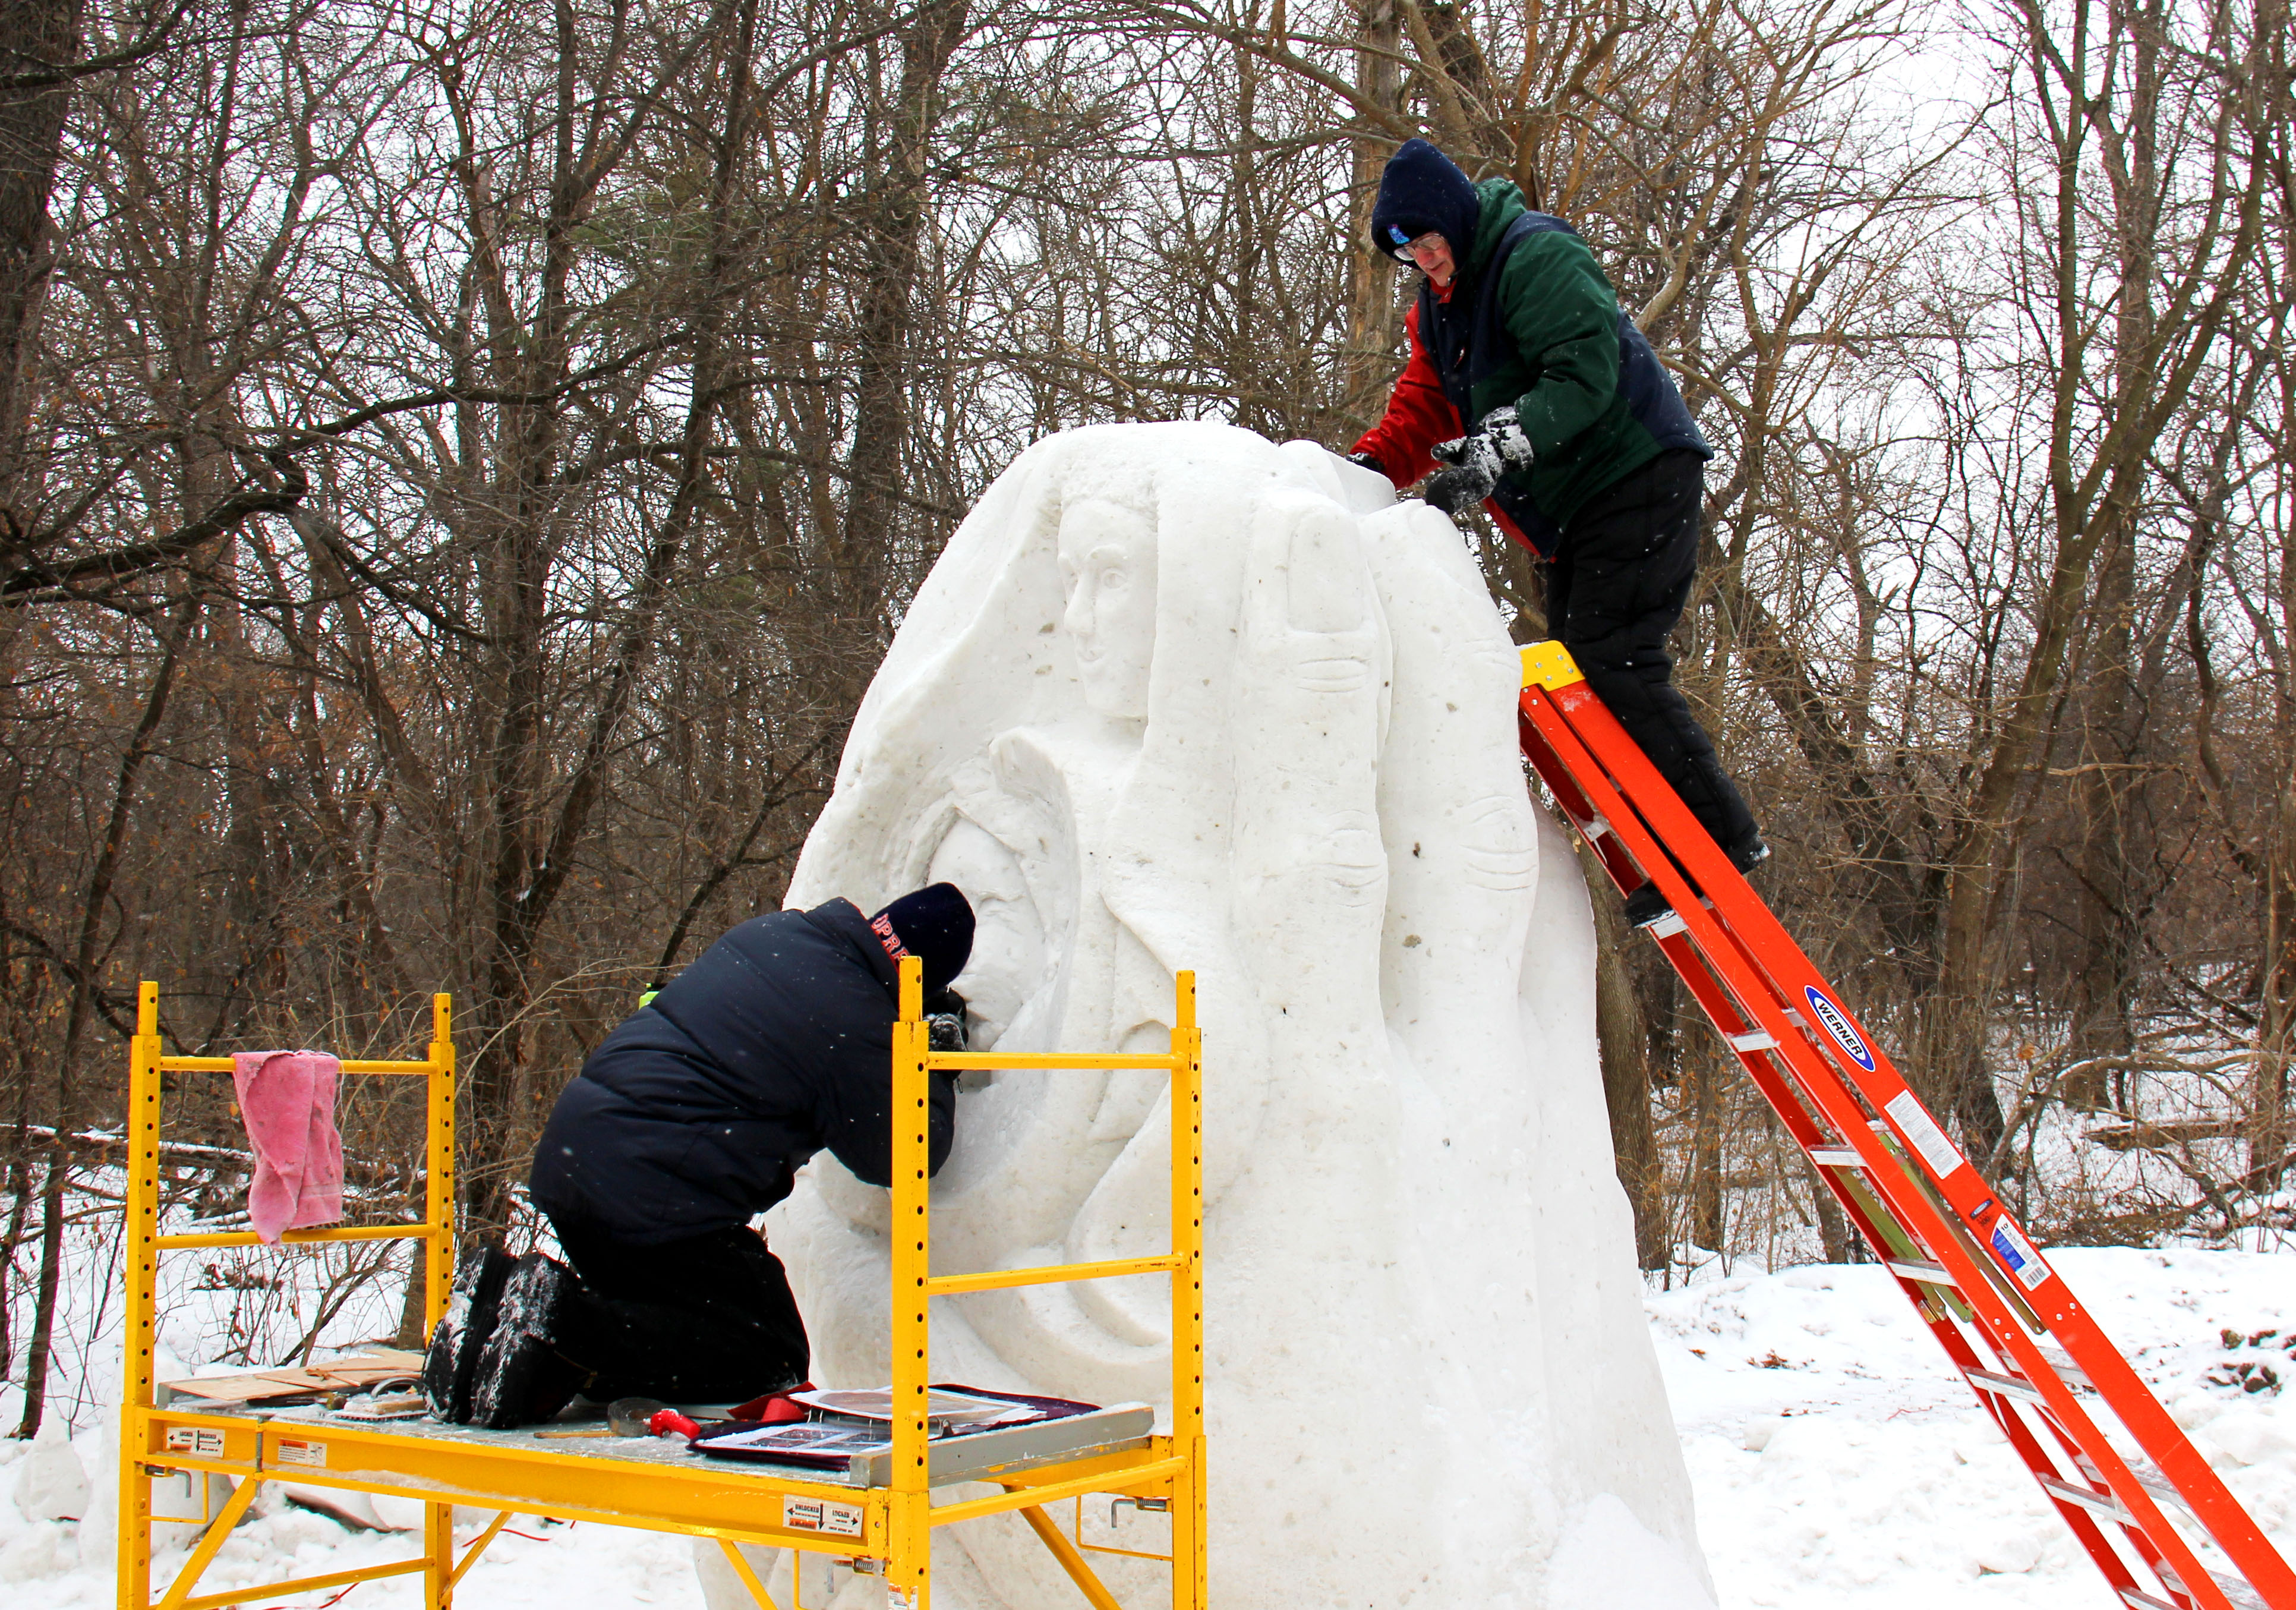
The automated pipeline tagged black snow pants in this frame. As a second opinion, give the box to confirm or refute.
[1544,449,1760,853]
[546,1220,811,1404]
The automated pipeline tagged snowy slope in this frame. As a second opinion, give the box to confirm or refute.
[5,1246,2291,1608]
[1651,1247,2296,1608]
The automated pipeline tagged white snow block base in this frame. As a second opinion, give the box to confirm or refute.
[732,421,1706,1609]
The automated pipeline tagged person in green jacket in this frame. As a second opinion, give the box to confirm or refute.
[1347,138,1766,923]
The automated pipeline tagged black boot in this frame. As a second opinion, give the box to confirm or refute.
[1624,832,1771,928]
[421,1245,515,1424]
[468,1253,582,1429]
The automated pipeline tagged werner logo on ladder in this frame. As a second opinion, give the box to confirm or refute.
[1517,639,2295,1610]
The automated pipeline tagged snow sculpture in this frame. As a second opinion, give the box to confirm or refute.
[724,422,1711,1608]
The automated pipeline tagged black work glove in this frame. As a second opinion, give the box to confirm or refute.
[1346,450,1387,478]
[1421,405,1534,518]
[924,987,968,1053]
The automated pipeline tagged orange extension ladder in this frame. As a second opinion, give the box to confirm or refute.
[1517,641,2295,1610]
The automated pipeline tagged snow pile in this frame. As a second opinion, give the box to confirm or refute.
[12,1425,89,1523]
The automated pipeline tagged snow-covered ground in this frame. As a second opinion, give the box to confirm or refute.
[3,1246,2290,1608]
[1652,1247,2296,1608]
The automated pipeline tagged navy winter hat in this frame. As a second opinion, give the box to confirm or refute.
[1370,138,1480,264]
[869,883,976,995]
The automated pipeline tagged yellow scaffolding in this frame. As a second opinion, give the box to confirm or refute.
[117,964,1207,1610]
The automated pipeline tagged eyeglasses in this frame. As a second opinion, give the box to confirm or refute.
[1391,230,1446,265]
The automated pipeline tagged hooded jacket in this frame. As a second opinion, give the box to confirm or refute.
[529,899,956,1245]
[1356,144,1710,553]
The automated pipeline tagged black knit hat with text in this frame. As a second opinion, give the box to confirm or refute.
[869,883,976,995]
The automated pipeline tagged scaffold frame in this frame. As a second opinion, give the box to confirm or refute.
[115,965,1208,1610]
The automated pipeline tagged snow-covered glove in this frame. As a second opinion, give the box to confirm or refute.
[1421,437,1500,515]
[1421,405,1535,516]
[925,987,969,1053]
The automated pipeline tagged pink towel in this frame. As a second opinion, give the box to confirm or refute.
[231,1052,345,1244]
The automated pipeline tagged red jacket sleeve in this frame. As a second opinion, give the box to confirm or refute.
[1350,304,1460,487]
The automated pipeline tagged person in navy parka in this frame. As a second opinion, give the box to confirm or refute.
[421,884,974,1428]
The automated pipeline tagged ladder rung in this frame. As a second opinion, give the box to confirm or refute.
[1583,814,1611,839]
[2119,1590,2180,1610]
[2209,1569,2270,1610]
[1783,1008,1809,1029]
[1643,909,1688,938]
[1884,1258,1957,1287]
[2038,1346,2094,1390]
[1808,1147,1864,1167]
[2163,1561,2273,1610]
[2079,1454,2193,1518]
[1727,1030,1778,1053]
[1967,1367,2048,1406]
[2038,1474,2137,1524]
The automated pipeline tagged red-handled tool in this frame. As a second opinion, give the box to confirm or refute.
[646,1407,704,1440]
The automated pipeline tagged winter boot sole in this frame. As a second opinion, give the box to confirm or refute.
[1625,834,1771,928]
[468,1253,575,1430]
[421,1244,514,1424]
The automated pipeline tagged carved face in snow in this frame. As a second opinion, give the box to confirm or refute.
[1055,497,1158,721]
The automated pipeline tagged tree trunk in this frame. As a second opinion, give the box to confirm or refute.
[14,591,195,1437]
[2065,0,2162,1108]
[1686,1043,1725,1253]
[1343,0,1403,419]
[2065,519,2139,1108]
[1588,875,1668,1268]
[1811,1170,1852,1262]
[830,0,967,706]
[0,0,81,523]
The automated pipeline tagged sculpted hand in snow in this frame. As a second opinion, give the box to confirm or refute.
[1234,495,1387,997]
